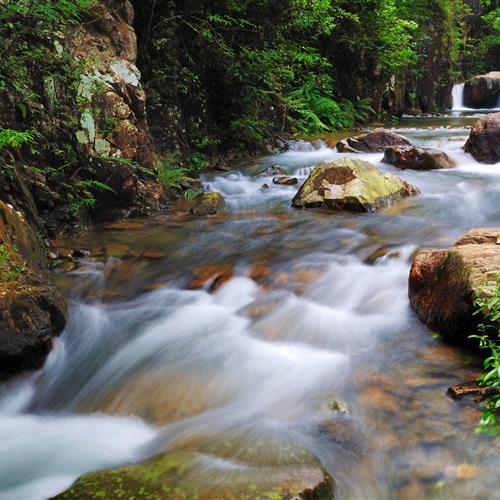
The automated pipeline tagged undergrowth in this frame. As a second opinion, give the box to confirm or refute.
[470,282,500,436]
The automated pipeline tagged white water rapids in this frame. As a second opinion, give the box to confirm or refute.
[0,118,499,499]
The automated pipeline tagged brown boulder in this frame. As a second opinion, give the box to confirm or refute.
[336,129,412,153]
[464,112,500,164]
[0,201,66,378]
[409,228,500,342]
[258,164,287,176]
[383,146,456,170]
[273,176,298,185]
[0,284,67,378]
[463,72,500,109]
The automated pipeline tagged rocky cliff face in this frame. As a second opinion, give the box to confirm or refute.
[0,0,164,379]
[67,0,163,219]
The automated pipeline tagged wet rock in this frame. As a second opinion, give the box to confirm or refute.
[190,192,226,216]
[464,112,500,164]
[409,227,500,343]
[261,183,270,190]
[189,264,233,291]
[258,164,287,176]
[180,177,202,190]
[383,146,456,170]
[336,129,412,153]
[105,243,130,258]
[273,175,298,185]
[0,201,66,379]
[463,72,500,108]
[447,381,494,401]
[53,450,334,500]
[72,249,90,258]
[292,158,419,212]
[0,284,67,378]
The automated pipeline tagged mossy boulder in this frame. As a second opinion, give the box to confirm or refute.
[292,158,418,212]
[53,450,334,499]
[383,146,456,170]
[190,192,226,216]
[409,228,500,343]
[336,129,412,153]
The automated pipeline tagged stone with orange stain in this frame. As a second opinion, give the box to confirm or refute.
[293,268,322,284]
[247,264,271,282]
[359,386,400,413]
[456,463,480,480]
[189,264,233,291]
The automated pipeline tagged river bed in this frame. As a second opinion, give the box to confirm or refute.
[0,115,499,499]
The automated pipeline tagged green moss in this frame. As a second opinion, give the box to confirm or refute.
[0,243,25,282]
[293,158,417,211]
[53,450,334,500]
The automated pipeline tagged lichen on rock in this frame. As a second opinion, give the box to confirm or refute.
[292,157,419,212]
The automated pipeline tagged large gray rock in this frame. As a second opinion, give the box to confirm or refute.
[383,146,456,170]
[464,112,500,164]
[463,72,500,108]
[292,157,419,212]
[336,129,412,153]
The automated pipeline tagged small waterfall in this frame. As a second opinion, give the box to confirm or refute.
[451,83,465,110]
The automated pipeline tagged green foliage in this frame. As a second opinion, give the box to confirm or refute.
[0,129,36,149]
[69,179,115,215]
[135,0,423,154]
[0,244,25,282]
[470,284,500,436]
[156,154,188,190]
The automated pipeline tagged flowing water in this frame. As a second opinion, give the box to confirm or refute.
[1,115,500,499]
[451,82,500,112]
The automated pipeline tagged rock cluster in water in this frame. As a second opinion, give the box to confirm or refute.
[292,157,419,212]
[409,228,500,343]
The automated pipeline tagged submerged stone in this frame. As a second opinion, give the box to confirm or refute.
[292,157,419,212]
[190,192,226,216]
[53,450,334,499]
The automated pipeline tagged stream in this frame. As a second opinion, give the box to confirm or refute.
[0,114,499,499]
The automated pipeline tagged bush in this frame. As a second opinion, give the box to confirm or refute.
[470,284,500,435]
